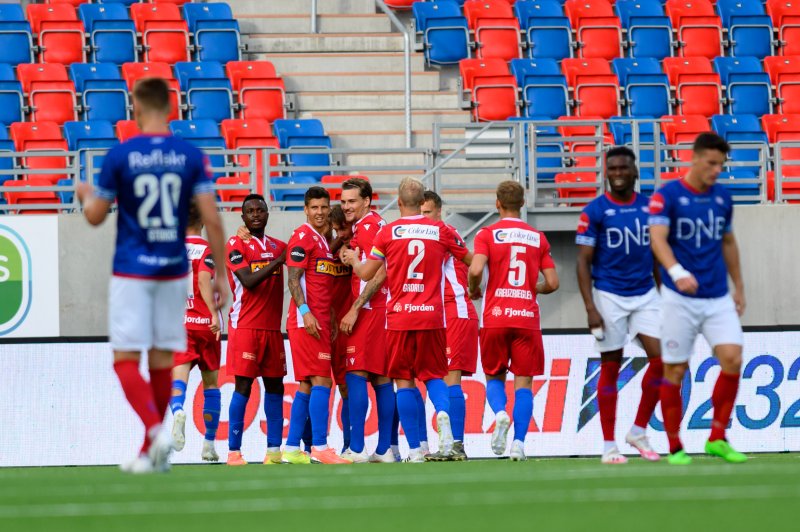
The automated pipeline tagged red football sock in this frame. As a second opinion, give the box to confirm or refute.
[114,360,160,453]
[634,357,663,429]
[149,367,172,423]
[709,371,740,442]
[597,361,620,442]
[660,380,684,454]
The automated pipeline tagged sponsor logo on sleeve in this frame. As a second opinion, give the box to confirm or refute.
[229,250,243,265]
[576,212,590,234]
[648,193,665,215]
[203,256,215,269]
[290,246,306,261]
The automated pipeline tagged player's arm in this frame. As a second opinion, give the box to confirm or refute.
[77,183,112,226]
[340,265,387,335]
[195,192,229,308]
[576,245,603,330]
[722,232,746,316]
[287,265,320,340]
[650,224,698,295]
[233,247,286,290]
[536,268,559,294]
[341,246,383,281]
[197,270,221,340]
[467,253,488,300]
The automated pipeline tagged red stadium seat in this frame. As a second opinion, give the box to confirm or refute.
[221,118,280,186]
[20,139,69,185]
[665,0,723,59]
[152,0,193,5]
[561,58,621,118]
[762,115,800,196]
[463,0,522,61]
[661,114,710,162]
[10,121,63,150]
[557,115,614,145]
[663,57,722,117]
[27,3,86,65]
[767,1,800,55]
[116,120,142,142]
[385,0,416,8]
[459,58,519,121]
[226,61,287,123]
[130,3,190,64]
[555,172,597,203]
[764,56,800,114]
[564,0,623,60]
[122,62,182,121]
[216,175,251,209]
[17,64,78,124]
[3,178,60,214]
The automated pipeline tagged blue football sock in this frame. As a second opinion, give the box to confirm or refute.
[425,378,450,415]
[228,391,248,452]
[390,403,400,446]
[513,388,533,442]
[374,382,395,455]
[340,396,351,452]
[310,386,331,447]
[302,417,312,450]
[449,385,466,441]
[486,379,507,414]
[286,391,310,448]
[202,388,221,442]
[264,393,283,448]
[346,373,368,453]
[169,380,187,414]
[396,388,420,449]
[413,388,428,442]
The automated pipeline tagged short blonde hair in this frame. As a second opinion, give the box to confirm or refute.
[398,177,425,208]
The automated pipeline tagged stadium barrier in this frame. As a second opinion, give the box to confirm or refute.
[2,331,798,466]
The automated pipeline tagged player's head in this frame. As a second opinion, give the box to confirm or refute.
[340,177,372,223]
[187,199,203,233]
[329,204,353,242]
[605,146,638,195]
[397,177,425,214]
[132,78,171,129]
[241,194,268,235]
[304,186,331,231]
[495,180,525,215]
[421,190,443,222]
[691,132,729,188]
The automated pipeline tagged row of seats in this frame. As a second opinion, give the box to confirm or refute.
[413,0,800,65]
[0,2,241,65]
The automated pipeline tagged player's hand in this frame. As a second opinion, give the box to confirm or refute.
[586,307,604,331]
[733,290,746,316]
[212,277,229,311]
[339,307,359,335]
[209,314,221,341]
[675,274,699,295]
[340,247,359,266]
[76,182,93,204]
[469,286,483,300]
[303,312,321,340]
[236,225,251,241]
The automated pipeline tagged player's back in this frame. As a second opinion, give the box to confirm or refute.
[97,134,213,279]
[474,218,554,329]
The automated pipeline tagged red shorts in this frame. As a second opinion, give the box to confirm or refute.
[446,318,479,375]
[332,330,348,385]
[174,328,221,372]
[227,328,286,379]
[480,327,544,377]
[288,326,332,381]
[386,329,448,382]
[345,307,388,376]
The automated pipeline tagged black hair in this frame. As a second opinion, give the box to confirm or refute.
[605,146,637,163]
[304,186,330,206]
[241,193,267,211]
[423,190,442,208]
[693,132,730,154]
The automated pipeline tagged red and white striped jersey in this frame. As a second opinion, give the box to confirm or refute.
[443,224,477,321]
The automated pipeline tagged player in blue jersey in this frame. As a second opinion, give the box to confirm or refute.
[576,147,662,464]
[649,133,747,465]
[77,78,228,474]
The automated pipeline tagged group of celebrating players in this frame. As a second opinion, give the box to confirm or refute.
[78,77,749,472]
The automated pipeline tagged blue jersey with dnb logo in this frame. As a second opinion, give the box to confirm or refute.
[576,192,654,297]
[649,179,734,298]
[95,134,214,279]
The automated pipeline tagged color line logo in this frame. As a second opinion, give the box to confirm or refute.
[0,224,32,335]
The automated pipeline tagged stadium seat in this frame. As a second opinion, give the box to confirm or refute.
[717,170,761,202]
[612,58,671,117]
[0,64,25,125]
[10,121,62,150]
[614,0,673,59]
[764,55,800,114]
[69,63,130,122]
[79,3,138,64]
[664,0,723,59]
[514,0,573,60]
[716,0,775,58]
[188,135,229,180]
[762,114,800,200]
[561,58,621,118]
[63,120,118,181]
[564,0,623,60]
[174,61,234,122]
[0,5,34,66]
[215,175,251,208]
[464,0,523,61]
[510,58,569,118]
[459,58,519,122]
[221,118,280,182]
[3,178,60,214]
[711,114,769,164]
[555,172,598,203]
[225,61,288,123]
[767,0,800,56]
[270,175,319,207]
[122,62,182,121]
[661,114,710,162]
[273,119,326,146]
[713,57,772,116]
[183,2,243,63]
[27,3,87,65]
[116,119,142,141]
[17,64,79,125]
[130,3,190,64]
[413,0,470,65]
[662,57,723,117]
[169,119,219,139]
[273,119,331,179]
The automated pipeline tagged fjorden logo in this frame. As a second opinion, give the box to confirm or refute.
[0,224,32,335]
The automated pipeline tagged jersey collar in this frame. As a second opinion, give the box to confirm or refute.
[302,223,330,252]
[679,178,708,195]
[604,192,637,206]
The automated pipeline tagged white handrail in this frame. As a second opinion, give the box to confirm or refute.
[375,0,412,149]
[310,0,318,33]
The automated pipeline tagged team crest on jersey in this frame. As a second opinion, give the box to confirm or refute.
[491,306,502,317]
[576,212,590,234]
[270,240,277,249]
[493,228,540,247]
[648,193,665,214]
[715,196,725,206]
[393,302,403,313]
[678,197,690,206]
[604,209,616,217]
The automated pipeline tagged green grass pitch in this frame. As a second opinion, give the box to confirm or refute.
[2,454,799,532]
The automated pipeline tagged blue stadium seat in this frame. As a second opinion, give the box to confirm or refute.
[271,175,319,208]
[615,0,673,59]
[711,114,769,164]
[169,119,221,140]
[514,0,573,60]
[413,0,470,65]
[0,135,14,190]
[63,120,118,182]
[187,136,228,180]
[281,136,332,180]
[174,62,234,123]
[79,3,138,64]
[612,58,671,117]
[95,0,141,5]
[718,170,761,203]
[716,0,774,58]
[713,57,772,116]
[510,59,569,118]
[69,64,130,123]
[0,8,34,67]
[0,63,23,125]
[56,178,74,206]
[183,2,243,63]
[273,119,327,147]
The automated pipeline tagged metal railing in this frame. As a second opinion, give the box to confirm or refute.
[310,0,318,33]
[376,0,412,149]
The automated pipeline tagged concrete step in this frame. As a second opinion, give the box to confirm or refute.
[238,14,392,34]
[295,90,459,111]
[252,52,426,74]
[344,152,430,168]
[282,71,440,92]
[245,33,406,54]
[327,129,471,149]
[231,0,378,16]
[300,110,470,132]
